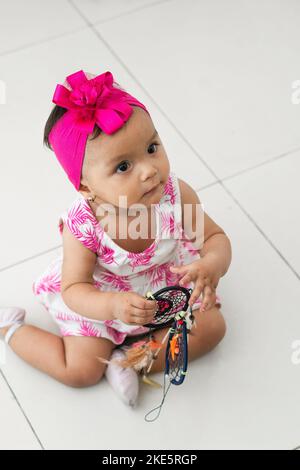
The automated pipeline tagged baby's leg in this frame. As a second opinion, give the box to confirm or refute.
[0,324,116,387]
[147,306,226,374]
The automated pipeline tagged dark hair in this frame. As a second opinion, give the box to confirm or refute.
[43,105,102,150]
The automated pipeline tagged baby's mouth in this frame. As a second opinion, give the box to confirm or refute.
[143,182,161,197]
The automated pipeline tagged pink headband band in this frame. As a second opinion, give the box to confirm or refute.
[48,69,149,190]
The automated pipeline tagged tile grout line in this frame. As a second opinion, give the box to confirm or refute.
[0,25,90,58]
[220,179,300,281]
[198,178,300,282]
[0,0,175,58]
[0,368,44,449]
[209,145,300,188]
[0,245,62,273]
[80,0,177,27]
[195,144,300,191]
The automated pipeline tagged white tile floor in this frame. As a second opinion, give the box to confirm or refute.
[0,0,299,450]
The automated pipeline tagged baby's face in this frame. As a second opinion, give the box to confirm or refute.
[79,106,170,212]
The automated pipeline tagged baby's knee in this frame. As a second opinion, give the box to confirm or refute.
[64,364,105,388]
[194,307,227,345]
[211,310,226,344]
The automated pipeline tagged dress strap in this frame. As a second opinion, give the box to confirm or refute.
[168,171,182,227]
[58,196,100,254]
[157,171,183,242]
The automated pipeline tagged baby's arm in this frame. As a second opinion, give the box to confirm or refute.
[178,178,232,280]
[61,224,157,324]
[170,178,232,309]
[61,224,115,321]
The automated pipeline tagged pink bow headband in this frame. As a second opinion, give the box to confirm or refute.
[48,70,149,190]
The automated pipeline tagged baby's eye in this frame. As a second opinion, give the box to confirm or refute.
[148,142,160,154]
[115,142,160,173]
[116,160,131,173]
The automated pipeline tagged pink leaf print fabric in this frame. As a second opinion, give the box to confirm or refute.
[33,171,221,344]
[103,325,127,344]
[78,320,102,337]
[60,327,74,336]
[78,220,100,253]
[127,242,156,270]
[161,211,175,237]
[55,312,83,322]
[163,177,176,204]
[101,271,132,291]
[180,231,200,256]
[93,279,103,289]
[98,244,117,265]
[33,270,61,295]
[144,261,179,289]
[59,200,99,253]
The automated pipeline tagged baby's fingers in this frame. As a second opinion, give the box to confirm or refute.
[131,293,157,312]
[200,286,216,312]
[189,280,204,306]
[179,271,196,287]
[130,304,156,324]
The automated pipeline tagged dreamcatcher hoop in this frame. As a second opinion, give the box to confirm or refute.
[144,285,193,329]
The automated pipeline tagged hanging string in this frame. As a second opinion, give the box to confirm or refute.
[144,371,172,422]
[143,305,197,422]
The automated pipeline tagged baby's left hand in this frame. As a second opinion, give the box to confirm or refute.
[169,258,221,311]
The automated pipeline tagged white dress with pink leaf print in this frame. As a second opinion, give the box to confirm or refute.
[32,171,221,345]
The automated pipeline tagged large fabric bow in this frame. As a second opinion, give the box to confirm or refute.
[52,70,135,135]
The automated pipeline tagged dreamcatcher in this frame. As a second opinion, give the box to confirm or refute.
[103,285,198,421]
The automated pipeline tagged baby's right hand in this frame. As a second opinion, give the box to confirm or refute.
[111,292,157,326]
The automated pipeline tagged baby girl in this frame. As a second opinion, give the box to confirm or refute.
[0,70,231,407]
